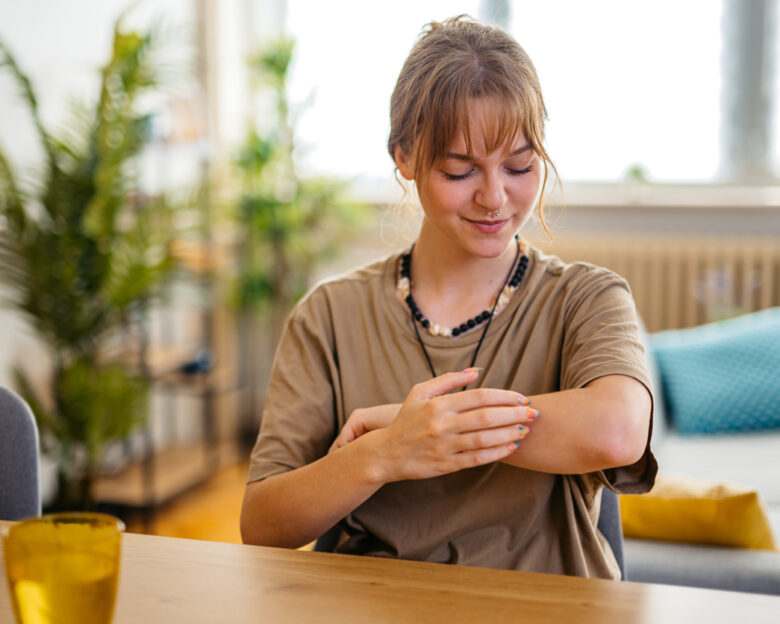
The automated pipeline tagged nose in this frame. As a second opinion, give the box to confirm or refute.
[475,171,507,215]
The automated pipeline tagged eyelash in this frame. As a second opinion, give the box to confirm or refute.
[442,165,533,181]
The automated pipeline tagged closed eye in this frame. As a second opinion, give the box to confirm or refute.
[442,169,475,180]
[442,164,532,180]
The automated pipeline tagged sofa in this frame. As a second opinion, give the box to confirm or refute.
[622,310,780,595]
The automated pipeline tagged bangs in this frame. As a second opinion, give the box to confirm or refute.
[415,89,544,177]
[457,94,530,157]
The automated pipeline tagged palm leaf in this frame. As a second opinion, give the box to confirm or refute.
[0,147,25,232]
[0,18,179,502]
[0,39,62,196]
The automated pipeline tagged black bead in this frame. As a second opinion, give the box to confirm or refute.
[481,311,491,321]
[452,327,460,336]
[474,315,484,325]
[467,319,476,328]
[405,294,413,304]
[415,312,423,321]
[459,323,468,332]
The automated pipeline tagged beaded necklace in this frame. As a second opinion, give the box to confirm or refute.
[398,235,530,378]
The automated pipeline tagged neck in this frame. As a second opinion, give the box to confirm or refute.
[408,226,519,328]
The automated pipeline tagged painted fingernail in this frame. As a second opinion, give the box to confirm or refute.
[461,367,483,374]
[527,409,540,420]
[518,425,529,434]
[517,393,530,405]
[513,440,520,447]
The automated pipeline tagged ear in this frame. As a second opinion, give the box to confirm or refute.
[393,145,415,180]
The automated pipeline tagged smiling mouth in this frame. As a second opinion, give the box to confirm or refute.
[464,217,510,233]
[466,217,509,226]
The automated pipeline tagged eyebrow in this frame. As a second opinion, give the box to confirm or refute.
[445,144,533,161]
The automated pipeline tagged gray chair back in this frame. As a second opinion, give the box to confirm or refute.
[597,487,625,579]
[0,387,41,520]
[315,488,626,580]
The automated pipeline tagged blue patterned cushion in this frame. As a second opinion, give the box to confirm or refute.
[651,308,780,435]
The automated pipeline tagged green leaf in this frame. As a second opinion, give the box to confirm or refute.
[0,39,60,180]
[0,18,177,483]
[0,147,25,232]
[54,359,148,467]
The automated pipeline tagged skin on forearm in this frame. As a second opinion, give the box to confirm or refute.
[241,369,531,548]
[240,433,385,548]
[501,375,651,474]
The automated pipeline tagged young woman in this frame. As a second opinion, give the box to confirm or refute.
[241,16,656,579]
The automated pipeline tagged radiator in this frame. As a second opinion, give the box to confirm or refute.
[540,236,780,332]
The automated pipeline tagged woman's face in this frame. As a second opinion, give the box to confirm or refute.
[396,98,541,260]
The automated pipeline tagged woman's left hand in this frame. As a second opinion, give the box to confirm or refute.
[329,403,402,453]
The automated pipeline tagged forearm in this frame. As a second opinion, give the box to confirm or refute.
[240,434,385,548]
[502,375,651,474]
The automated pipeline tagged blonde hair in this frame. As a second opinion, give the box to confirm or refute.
[388,16,557,231]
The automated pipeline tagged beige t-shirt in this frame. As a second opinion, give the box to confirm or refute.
[248,246,657,578]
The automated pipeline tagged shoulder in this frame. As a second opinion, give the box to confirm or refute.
[526,245,632,302]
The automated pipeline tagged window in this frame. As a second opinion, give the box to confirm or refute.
[281,1,780,186]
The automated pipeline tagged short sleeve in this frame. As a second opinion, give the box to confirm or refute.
[246,291,341,484]
[561,266,657,494]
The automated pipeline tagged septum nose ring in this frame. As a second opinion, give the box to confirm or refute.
[486,208,501,218]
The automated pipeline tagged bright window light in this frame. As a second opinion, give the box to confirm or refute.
[285,1,723,184]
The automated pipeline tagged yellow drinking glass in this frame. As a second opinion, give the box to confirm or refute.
[3,512,124,624]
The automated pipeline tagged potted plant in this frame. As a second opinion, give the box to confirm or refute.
[235,38,367,436]
[0,20,177,510]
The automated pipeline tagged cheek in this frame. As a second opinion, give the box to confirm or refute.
[512,172,542,203]
[420,180,464,212]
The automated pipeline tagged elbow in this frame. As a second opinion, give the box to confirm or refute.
[240,496,260,545]
[240,484,272,546]
[598,410,649,468]
[600,430,645,468]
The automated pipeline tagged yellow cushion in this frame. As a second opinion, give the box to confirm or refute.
[619,473,778,551]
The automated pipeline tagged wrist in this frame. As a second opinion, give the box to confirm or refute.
[351,427,393,487]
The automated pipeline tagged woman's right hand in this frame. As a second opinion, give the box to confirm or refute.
[360,368,539,483]
[329,403,402,453]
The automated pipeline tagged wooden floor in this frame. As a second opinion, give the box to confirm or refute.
[126,461,248,544]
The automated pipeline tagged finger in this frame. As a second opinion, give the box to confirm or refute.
[453,405,540,434]
[453,440,524,470]
[329,427,357,453]
[453,422,531,452]
[408,368,483,400]
[437,386,531,413]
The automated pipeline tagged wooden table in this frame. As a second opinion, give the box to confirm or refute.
[1,525,778,623]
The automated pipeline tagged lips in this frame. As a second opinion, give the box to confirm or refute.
[465,218,509,234]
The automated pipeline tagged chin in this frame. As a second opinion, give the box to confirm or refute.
[464,234,517,259]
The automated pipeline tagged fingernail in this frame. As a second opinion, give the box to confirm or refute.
[513,440,520,447]
[517,393,530,405]
[518,425,529,434]
[527,409,540,420]
[461,367,483,374]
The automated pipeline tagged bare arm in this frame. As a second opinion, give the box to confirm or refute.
[501,374,651,474]
[329,375,651,476]
[240,433,386,548]
[241,368,536,548]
